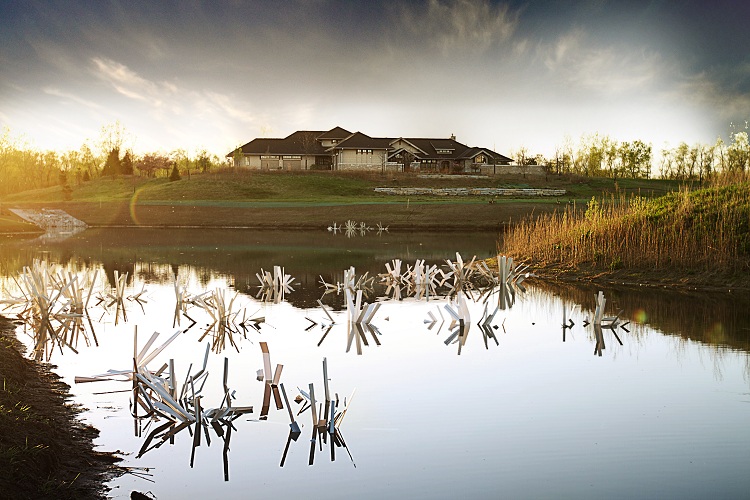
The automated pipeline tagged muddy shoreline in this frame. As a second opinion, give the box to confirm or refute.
[0,315,122,499]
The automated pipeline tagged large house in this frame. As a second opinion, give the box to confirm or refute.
[229,126,512,173]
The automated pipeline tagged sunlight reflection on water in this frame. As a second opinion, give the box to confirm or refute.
[1,229,749,499]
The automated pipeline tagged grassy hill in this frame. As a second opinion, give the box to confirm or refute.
[500,179,750,289]
[3,170,681,204]
[1,170,683,231]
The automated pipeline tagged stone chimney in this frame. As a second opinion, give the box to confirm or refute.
[450,133,456,141]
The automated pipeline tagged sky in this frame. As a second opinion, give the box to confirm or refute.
[1,0,749,159]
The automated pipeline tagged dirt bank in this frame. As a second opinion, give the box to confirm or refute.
[0,315,121,499]
[498,260,750,293]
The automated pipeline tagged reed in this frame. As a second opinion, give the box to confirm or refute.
[501,179,750,275]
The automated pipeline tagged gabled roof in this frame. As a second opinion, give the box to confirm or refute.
[234,130,328,155]
[389,138,428,156]
[461,147,513,163]
[316,126,352,140]
[329,132,391,150]
[398,138,469,159]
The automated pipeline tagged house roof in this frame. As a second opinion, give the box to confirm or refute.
[329,132,391,150]
[461,147,513,163]
[316,126,352,140]
[400,138,468,159]
[229,127,511,162]
[234,130,329,156]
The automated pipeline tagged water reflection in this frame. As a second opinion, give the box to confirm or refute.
[76,327,359,481]
[0,228,500,309]
[538,281,750,353]
[2,229,750,498]
[1,261,101,361]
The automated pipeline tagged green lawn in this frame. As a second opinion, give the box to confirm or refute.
[3,170,683,205]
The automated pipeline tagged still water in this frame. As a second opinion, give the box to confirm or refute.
[1,228,749,499]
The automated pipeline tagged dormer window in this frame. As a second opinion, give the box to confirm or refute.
[436,149,452,154]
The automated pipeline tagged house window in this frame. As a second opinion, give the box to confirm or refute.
[475,154,486,163]
[436,149,452,154]
[357,149,373,154]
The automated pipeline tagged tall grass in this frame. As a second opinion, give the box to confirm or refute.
[502,174,750,273]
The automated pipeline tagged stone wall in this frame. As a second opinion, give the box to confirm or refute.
[373,187,566,197]
[9,209,87,230]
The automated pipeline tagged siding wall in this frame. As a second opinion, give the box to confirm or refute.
[335,149,387,170]
[237,154,317,170]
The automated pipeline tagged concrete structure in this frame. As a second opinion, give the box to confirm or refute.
[229,127,513,173]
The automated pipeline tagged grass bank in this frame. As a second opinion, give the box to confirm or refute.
[2,170,682,230]
[500,178,750,290]
[0,316,121,499]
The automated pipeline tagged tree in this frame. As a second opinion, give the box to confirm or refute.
[574,134,605,176]
[659,147,674,179]
[59,169,72,201]
[121,150,134,175]
[697,143,714,183]
[618,140,652,178]
[727,131,749,172]
[101,148,121,176]
[169,163,181,181]
[673,142,690,179]
[136,153,170,177]
[396,150,415,172]
[300,132,317,170]
[79,143,99,179]
[601,136,619,179]
[196,149,211,173]
[232,147,243,169]
[99,121,128,158]
[714,137,727,172]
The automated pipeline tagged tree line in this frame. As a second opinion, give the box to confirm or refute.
[514,125,750,181]
[0,123,230,197]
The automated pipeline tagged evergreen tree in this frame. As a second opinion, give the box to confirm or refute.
[121,150,134,175]
[169,163,181,181]
[102,148,121,176]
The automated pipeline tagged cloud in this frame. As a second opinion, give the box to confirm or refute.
[87,57,259,153]
[91,57,169,107]
[90,56,256,122]
[400,0,519,56]
[43,88,102,111]
[674,71,750,127]
[541,29,665,96]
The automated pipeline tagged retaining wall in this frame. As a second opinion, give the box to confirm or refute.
[373,187,567,197]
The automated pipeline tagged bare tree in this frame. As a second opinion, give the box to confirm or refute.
[300,132,317,170]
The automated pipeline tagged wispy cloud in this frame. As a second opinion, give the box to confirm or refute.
[43,88,102,110]
[674,71,750,127]
[541,29,665,96]
[92,57,170,108]
[400,0,518,56]
[88,57,258,153]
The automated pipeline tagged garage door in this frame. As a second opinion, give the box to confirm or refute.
[261,159,278,169]
[283,159,302,170]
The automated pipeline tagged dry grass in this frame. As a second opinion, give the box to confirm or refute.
[502,174,750,277]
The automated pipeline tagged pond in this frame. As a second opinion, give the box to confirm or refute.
[1,228,749,499]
